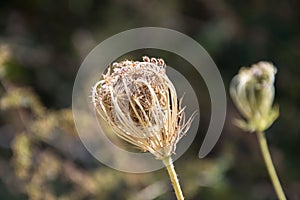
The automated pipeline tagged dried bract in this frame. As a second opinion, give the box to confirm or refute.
[92,56,195,159]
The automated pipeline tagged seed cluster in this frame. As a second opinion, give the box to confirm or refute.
[92,56,195,159]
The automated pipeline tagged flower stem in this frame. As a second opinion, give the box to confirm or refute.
[162,156,184,200]
[256,131,286,200]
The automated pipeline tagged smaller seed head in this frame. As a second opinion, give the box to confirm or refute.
[230,61,279,132]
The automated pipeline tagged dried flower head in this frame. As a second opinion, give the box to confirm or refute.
[230,61,279,132]
[92,56,196,160]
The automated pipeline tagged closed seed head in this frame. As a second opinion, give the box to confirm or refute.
[230,61,279,132]
[92,56,196,159]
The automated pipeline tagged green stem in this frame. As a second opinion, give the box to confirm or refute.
[162,156,184,200]
[256,131,286,200]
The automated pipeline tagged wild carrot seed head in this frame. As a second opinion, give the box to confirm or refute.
[92,56,195,159]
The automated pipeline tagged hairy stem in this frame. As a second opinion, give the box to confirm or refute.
[162,156,184,200]
[256,131,286,200]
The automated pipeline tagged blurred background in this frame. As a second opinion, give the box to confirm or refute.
[0,0,300,199]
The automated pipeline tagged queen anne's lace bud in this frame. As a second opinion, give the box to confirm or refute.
[230,61,279,132]
[92,56,196,159]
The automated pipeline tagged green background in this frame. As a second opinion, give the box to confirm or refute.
[0,0,299,199]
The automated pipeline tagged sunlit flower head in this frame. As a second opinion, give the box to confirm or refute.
[230,61,279,132]
[92,56,196,159]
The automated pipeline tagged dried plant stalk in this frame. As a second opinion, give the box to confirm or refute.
[92,56,196,200]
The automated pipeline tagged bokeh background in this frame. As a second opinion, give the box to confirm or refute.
[0,0,300,199]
